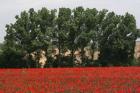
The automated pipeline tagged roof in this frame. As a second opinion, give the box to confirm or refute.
[136,38,140,42]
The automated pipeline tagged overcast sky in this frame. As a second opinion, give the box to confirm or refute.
[0,0,140,42]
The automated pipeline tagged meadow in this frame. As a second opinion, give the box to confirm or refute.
[0,67,140,93]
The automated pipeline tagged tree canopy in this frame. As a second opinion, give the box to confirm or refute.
[0,7,138,68]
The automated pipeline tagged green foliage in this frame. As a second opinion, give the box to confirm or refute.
[99,12,137,66]
[0,46,25,68]
[1,7,138,68]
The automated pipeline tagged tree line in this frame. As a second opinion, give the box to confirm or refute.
[0,6,138,68]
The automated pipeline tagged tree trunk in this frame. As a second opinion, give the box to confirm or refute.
[26,60,30,68]
[71,48,74,67]
[91,49,94,61]
[81,47,85,65]
[44,48,48,68]
[58,41,61,67]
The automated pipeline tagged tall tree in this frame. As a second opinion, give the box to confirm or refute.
[99,12,137,66]
[73,7,87,65]
[4,8,54,68]
[84,8,99,60]
[67,18,77,66]
[3,7,138,68]
[37,8,57,55]
[57,8,72,65]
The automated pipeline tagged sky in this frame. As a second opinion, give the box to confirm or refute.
[0,0,140,42]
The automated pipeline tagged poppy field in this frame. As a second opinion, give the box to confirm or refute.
[0,67,140,93]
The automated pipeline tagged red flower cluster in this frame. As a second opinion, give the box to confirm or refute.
[0,67,140,93]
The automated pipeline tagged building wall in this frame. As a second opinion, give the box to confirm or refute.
[134,41,140,59]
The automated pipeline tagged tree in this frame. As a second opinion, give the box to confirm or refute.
[2,7,138,68]
[73,7,87,65]
[67,20,77,66]
[84,8,99,60]
[56,8,72,66]
[137,29,140,37]
[37,8,57,62]
[4,8,54,68]
[99,12,137,66]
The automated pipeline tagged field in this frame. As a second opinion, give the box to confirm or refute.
[0,67,140,93]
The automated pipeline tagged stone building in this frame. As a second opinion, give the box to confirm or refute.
[134,38,140,59]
